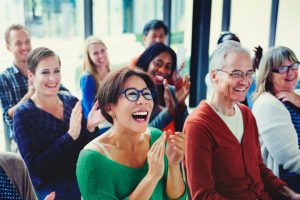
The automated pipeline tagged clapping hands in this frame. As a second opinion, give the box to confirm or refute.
[165,130,185,166]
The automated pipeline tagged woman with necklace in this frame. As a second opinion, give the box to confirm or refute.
[13,47,102,200]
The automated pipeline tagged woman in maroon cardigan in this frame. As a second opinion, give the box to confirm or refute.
[183,41,300,200]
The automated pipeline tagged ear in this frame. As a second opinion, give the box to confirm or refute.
[28,70,34,82]
[210,69,218,83]
[6,43,11,52]
[142,35,147,45]
[105,103,115,116]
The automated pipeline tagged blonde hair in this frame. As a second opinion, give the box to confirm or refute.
[82,36,110,90]
[253,46,298,101]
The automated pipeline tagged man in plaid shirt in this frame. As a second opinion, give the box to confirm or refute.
[0,24,33,152]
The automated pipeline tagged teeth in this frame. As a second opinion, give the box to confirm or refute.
[234,88,246,92]
[133,111,147,116]
[47,83,57,88]
[155,75,164,81]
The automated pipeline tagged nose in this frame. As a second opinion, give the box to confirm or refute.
[136,93,148,104]
[158,66,168,74]
[286,66,295,75]
[238,76,251,86]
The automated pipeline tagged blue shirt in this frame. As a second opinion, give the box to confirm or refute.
[80,72,97,119]
[280,102,300,179]
[13,94,97,191]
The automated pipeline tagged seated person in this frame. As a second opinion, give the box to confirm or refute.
[184,41,300,199]
[136,42,190,132]
[130,19,169,66]
[252,46,300,193]
[77,67,187,200]
[80,36,111,133]
[205,31,262,109]
[0,151,55,200]
[13,47,101,200]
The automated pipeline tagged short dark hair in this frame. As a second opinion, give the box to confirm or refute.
[27,47,61,74]
[136,42,177,74]
[217,31,240,44]
[97,67,157,124]
[5,24,30,44]
[143,19,169,36]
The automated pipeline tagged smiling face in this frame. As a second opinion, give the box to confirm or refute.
[88,42,108,70]
[6,28,31,64]
[29,56,61,96]
[270,59,298,94]
[147,51,173,85]
[212,52,253,105]
[110,75,154,134]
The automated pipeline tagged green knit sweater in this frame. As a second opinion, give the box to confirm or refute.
[76,128,187,200]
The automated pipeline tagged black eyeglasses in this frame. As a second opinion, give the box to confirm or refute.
[272,62,300,74]
[217,69,255,80]
[120,87,156,102]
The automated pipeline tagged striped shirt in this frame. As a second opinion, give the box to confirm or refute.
[279,101,300,178]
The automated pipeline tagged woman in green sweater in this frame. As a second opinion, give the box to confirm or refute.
[76,67,187,200]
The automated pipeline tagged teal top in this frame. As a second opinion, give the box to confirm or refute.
[76,128,187,200]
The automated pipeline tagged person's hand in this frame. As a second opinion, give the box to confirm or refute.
[44,191,55,200]
[175,74,190,105]
[68,101,82,140]
[87,100,105,132]
[253,45,263,70]
[278,186,300,200]
[165,130,185,166]
[163,79,176,116]
[291,193,300,200]
[147,134,166,181]
[25,79,35,99]
[276,91,300,107]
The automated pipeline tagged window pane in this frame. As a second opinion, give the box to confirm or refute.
[276,0,300,56]
[231,0,271,54]
[209,0,223,54]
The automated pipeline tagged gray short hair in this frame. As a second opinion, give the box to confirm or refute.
[209,41,251,72]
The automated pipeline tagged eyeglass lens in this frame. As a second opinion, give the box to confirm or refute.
[277,62,300,73]
[123,88,155,101]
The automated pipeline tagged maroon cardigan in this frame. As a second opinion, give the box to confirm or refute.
[184,101,286,200]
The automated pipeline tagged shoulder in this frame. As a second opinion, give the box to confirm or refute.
[253,92,281,107]
[0,67,15,81]
[80,72,95,82]
[83,136,107,157]
[78,148,99,163]
[59,93,78,104]
[77,149,102,176]
[149,127,163,142]
[252,92,287,115]
[80,73,96,88]
[185,101,212,125]
[237,103,253,118]
[15,100,34,116]
[0,152,24,169]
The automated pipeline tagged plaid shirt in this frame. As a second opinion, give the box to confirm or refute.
[0,64,28,137]
[13,93,97,189]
